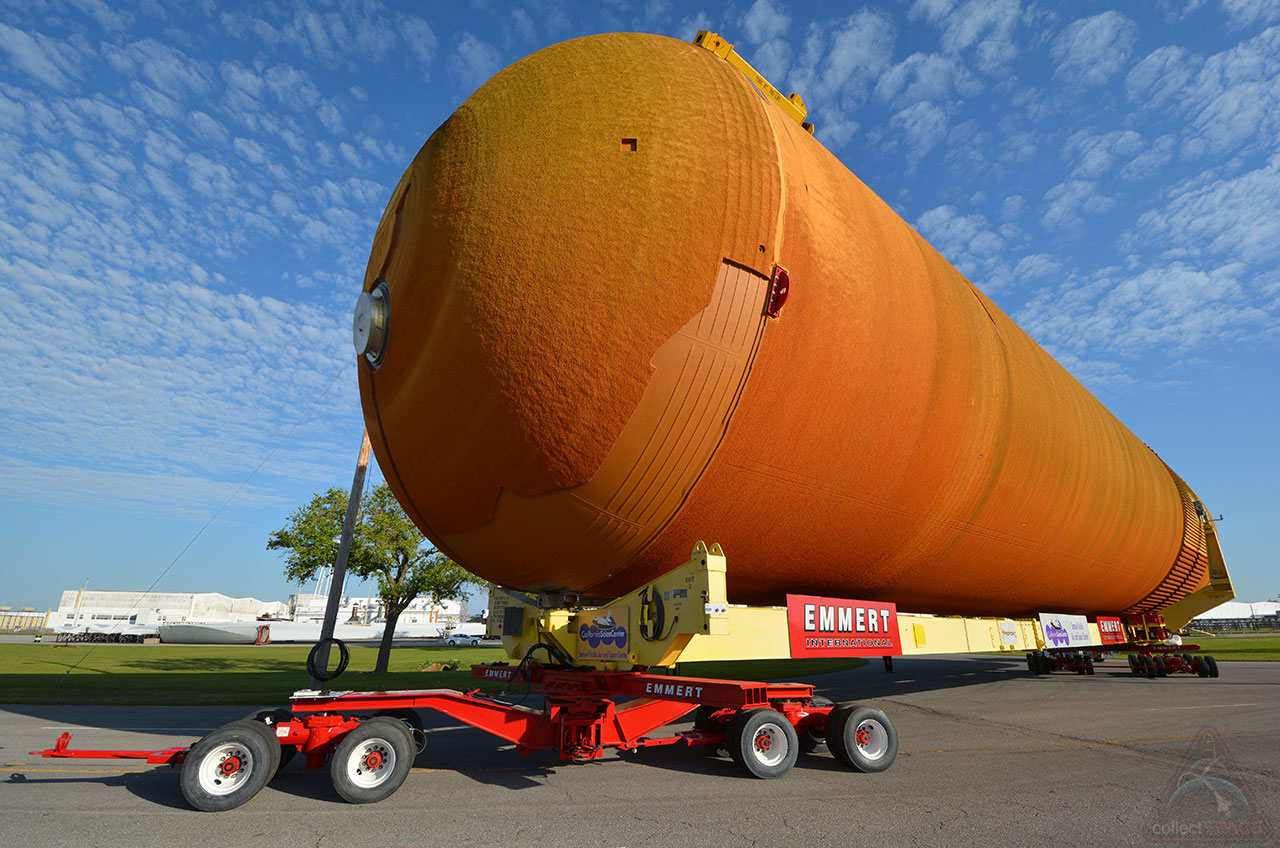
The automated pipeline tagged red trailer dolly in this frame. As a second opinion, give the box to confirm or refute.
[1025,645,1220,678]
[33,662,899,811]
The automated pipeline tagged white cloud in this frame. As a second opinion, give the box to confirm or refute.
[1018,262,1269,354]
[401,15,438,65]
[1042,179,1114,230]
[448,32,503,92]
[790,10,895,102]
[891,101,949,158]
[743,0,790,44]
[876,52,978,105]
[1051,11,1137,86]
[102,39,212,100]
[1134,155,1280,266]
[1062,128,1146,179]
[910,0,1020,73]
[916,204,1009,286]
[1221,0,1280,28]
[0,23,83,89]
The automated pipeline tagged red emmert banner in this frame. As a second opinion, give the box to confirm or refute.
[1096,616,1126,645]
[786,594,902,658]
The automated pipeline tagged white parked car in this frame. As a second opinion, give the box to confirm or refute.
[444,623,486,646]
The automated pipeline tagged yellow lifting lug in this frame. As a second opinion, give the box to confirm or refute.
[693,30,816,135]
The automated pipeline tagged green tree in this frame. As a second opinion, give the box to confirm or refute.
[268,482,476,674]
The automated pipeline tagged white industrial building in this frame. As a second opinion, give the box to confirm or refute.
[289,593,463,627]
[53,589,289,629]
[1189,600,1279,631]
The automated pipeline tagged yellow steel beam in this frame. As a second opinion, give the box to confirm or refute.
[693,31,815,135]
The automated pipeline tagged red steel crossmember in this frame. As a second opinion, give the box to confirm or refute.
[283,665,822,760]
[32,666,828,766]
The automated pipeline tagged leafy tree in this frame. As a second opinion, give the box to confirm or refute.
[268,482,476,673]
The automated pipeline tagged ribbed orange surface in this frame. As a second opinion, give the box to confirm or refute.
[358,33,1211,616]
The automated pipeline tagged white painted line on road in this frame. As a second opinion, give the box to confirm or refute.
[1143,703,1257,711]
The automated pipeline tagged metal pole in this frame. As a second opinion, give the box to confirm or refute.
[310,429,372,688]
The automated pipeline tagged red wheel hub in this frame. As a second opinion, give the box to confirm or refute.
[363,750,384,770]
[856,728,871,747]
[755,732,771,752]
[219,756,242,776]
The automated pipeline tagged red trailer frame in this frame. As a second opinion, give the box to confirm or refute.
[33,662,900,811]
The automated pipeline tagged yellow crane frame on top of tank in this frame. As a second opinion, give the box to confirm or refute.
[693,31,815,134]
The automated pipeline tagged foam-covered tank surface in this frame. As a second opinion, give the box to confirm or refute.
[356,33,1210,616]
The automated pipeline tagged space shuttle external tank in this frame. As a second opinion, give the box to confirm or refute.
[353,32,1221,618]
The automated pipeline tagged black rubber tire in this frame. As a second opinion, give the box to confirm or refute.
[330,717,415,804]
[1141,654,1157,678]
[834,706,899,773]
[1154,655,1168,678]
[1206,655,1220,678]
[727,708,799,779]
[241,709,294,778]
[276,744,298,775]
[1085,654,1095,675]
[1195,655,1209,677]
[307,637,350,682]
[825,704,857,767]
[180,721,278,811]
[377,709,427,753]
[1127,654,1138,674]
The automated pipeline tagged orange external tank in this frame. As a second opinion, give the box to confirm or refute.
[353,32,1219,617]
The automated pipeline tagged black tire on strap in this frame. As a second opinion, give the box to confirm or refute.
[307,637,350,682]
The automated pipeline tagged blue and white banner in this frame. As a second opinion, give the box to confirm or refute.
[1038,613,1093,648]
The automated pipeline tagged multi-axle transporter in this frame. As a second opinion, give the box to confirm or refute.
[35,542,1226,811]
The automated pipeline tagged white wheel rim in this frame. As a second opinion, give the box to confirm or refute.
[854,719,889,761]
[198,742,255,796]
[346,737,397,788]
[750,723,789,767]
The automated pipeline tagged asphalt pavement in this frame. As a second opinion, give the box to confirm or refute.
[2,654,1276,847]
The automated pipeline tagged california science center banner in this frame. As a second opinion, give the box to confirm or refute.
[786,594,901,658]
[1038,613,1093,648]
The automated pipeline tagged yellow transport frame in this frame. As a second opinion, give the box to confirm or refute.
[491,542,1145,672]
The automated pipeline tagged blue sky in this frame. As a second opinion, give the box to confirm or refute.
[0,0,1276,613]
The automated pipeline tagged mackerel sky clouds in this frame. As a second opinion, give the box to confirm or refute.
[1,0,1276,610]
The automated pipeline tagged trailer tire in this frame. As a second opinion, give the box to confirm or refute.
[330,717,415,804]
[241,709,294,778]
[825,704,857,767]
[832,706,898,773]
[1027,653,1037,674]
[727,708,798,779]
[1085,654,1095,675]
[377,709,427,753]
[180,721,278,811]
[1154,655,1168,678]
[1206,655,1219,678]
[1127,654,1138,674]
[1194,655,1209,677]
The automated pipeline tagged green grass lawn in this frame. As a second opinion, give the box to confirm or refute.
[0,643,867,706]
[1181,633,1280,662]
